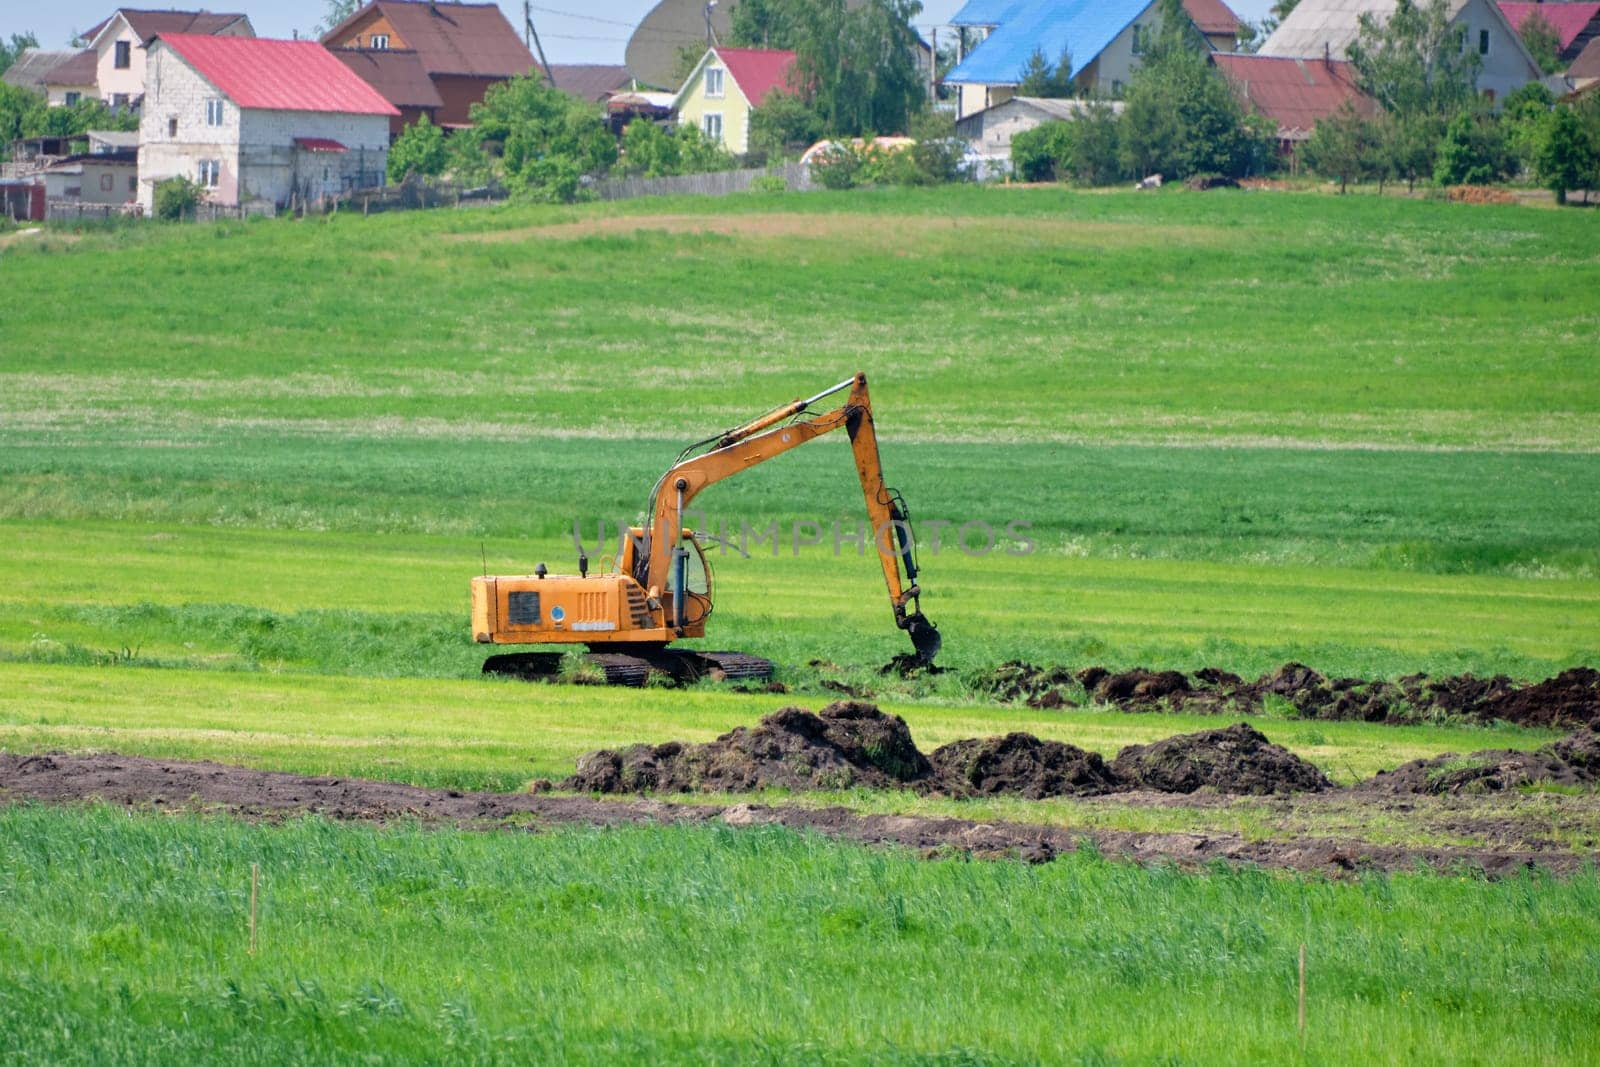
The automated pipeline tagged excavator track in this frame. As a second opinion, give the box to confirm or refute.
[483,649,775,687]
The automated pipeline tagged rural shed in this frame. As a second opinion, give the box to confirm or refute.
[137,34,396,214]
[955,96,1125,157]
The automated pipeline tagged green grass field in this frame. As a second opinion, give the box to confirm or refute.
[2,186,1597,1061]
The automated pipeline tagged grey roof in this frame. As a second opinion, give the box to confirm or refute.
[2,50,80,93]
[1260,0,1464,58]
[86,130,140,150]
[1008,95,1126,118]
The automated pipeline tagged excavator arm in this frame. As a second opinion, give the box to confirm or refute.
[640,372,940,663]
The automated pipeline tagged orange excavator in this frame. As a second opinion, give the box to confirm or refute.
[471,372,940,685]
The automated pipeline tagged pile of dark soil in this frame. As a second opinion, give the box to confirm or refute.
[561,701,937,794]
[970,661,1600,730]
[1111,722,1332,796]
[1363,725,1600,796]
[929,734,1119,799]
[565,703,1332,799]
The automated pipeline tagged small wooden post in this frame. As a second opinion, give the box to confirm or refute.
[1298,943,1306,1042]
[249,863,259,956]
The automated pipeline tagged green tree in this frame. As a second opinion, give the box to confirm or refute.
[1502,81,1554,173]
[673,122,737,172]
[1301,102,1379,192]
[317,0,360,35]
[730,0,927,137]
[749,89,824,158]
[447,132,496,187]
[1011,120,1074,181]
[1347,0,1480,120]
[1534,105,1598,205]
[901,109,968,183]
[620,118,680,176]
[1515,12,1564,76]
[1016,47,1074,97]
[0,83,45,153]
[1433,109,1512,184]
[1067,100,1123,184]
[386,114,448,182]
[469,74,617,202]
[1376,111,1442,190]
[1118,0,1271,179]
[0,31,40,75]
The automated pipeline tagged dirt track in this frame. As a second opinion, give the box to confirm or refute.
[4,752,1595,879]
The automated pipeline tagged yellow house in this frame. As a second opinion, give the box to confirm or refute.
[672,47,797,155]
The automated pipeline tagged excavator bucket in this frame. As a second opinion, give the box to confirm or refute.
[904,612,942,665]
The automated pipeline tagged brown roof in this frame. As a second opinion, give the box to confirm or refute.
[332,48,445,108]
[89,9,251,44]
[46,50,100,87]
[325,2,535,78]
[541,63,632,102]
[1183,0,1243,37]
[1571,35,1600,78]
[1,50,80,92]
[1213,53,1375,140]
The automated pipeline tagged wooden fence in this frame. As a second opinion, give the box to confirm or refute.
[590,162,814,201]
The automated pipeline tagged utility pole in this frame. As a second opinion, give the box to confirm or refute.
[524,0,556,87]
[704,0,719,46]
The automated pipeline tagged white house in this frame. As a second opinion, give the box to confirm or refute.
[82,8,253,111]
[1260,0,1540,103]
[955,96,1126,157]
[137,34,397,214]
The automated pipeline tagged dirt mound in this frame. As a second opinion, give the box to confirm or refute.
[880,653,945,677]
[1447,185,1514,204]
[562,701,936,794]
[1364,726,1600,796]
[1111,722,1331,795]
[976,659,1599,730]
[930,734,1120,799]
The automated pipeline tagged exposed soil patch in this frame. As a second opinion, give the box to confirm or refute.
[930,734,1120,799]
[1111,723,1332,795]
[562,701,936,794]
[3,751,1590,878]
[970,661,1600,730]
[1363,725,1600,796]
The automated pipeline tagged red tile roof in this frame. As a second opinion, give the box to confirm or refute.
[1213,53,1374,140]
[324,2,535,78]
[155,35,400,115]
[331,47,445,108]
[1498,2,1600,52]
[716,47,798,105]
[1183,0,1243,37]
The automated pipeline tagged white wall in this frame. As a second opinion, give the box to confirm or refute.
[1454,0,1541,101]
[44,161,137,204]
[137,44,242,212]
[95,15,252,109]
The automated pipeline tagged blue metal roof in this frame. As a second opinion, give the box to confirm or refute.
[949,0,1033,26]
[947,0,1153,84]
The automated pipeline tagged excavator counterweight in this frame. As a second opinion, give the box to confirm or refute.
[472,372,939,685]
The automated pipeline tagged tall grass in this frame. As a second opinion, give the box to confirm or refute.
[1,805,1595,1064]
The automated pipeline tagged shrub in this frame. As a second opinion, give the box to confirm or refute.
[1011,120,1075,182]
[810,143,863,189]
[749,173,788,193]
[153,176,202,220]
[386,114,448,183]
[1433,110,1513,186]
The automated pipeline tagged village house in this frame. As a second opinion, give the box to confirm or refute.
[1570,34,1600,85]
[3,49,99,106]
[1260,0,1540,102]
[136,34,396,214]
[1212,53,1375,159]
[322,1,536,131]
[673,47,798,155]
[946,0,1244,118]
[80,8,254,112]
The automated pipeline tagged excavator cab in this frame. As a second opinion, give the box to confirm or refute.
[664,530,712,630]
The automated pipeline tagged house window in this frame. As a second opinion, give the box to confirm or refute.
[205,99,224,126]
[1479,29,1489,54]
[168,116,178,137]
[101,173,114,191]
[1112,79,1124,95]
[65,91,81,105]
[370,33,389,49]
[114,41,131,69]
[1131,24,1146,55]
[198,159,221,187]
[112,93,130,110]
[705,67,724,97]
[128,175,137,192]
[702,112,723,141]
